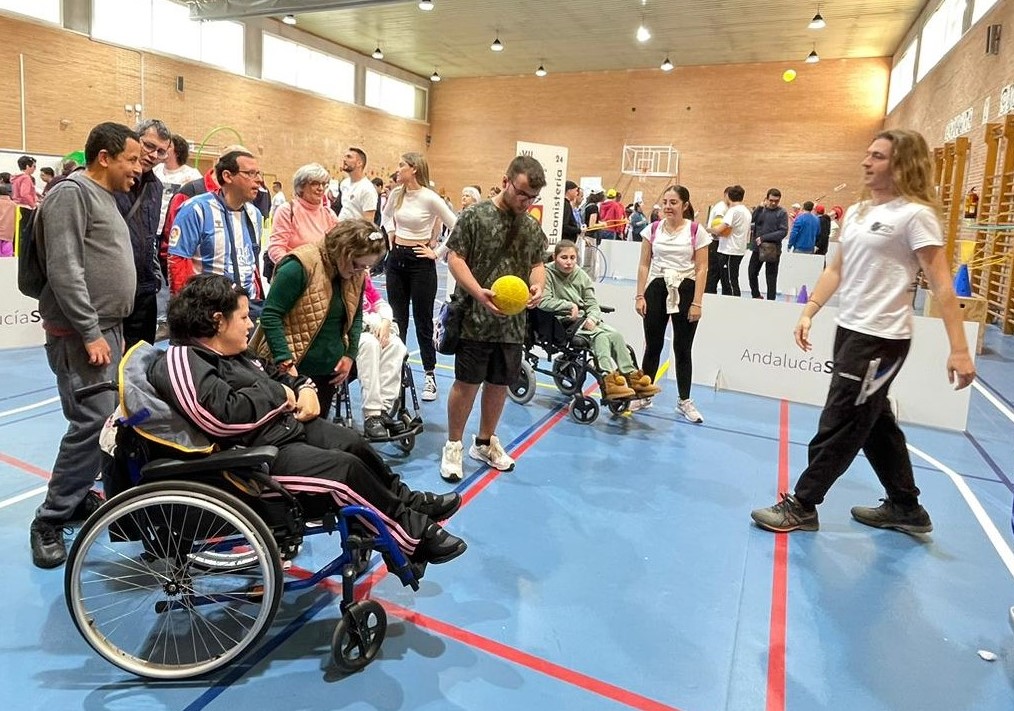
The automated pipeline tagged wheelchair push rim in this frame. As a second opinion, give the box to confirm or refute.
[65,481,283,680]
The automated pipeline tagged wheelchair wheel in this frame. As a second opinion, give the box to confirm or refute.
[332,599,387,673]
[607,400,630,415]
[398,434,416,453]
[65,481,283,680]
[507,360,537,405]
[570,395,599,424]
[552,359,587,396]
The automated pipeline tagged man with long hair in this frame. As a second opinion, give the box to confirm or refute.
[751,129,976,535]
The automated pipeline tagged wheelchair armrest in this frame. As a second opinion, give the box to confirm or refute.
[141,445,279,480]
[600,305,615,313]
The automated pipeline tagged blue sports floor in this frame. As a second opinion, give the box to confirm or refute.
[1,283,1013,710]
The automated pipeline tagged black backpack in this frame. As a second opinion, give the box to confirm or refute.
[17,206,45,299]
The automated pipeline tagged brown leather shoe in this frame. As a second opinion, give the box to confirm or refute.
[603,371,636,400]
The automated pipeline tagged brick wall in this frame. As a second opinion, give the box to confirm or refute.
[0,14,428,187]
[428,58,891,211]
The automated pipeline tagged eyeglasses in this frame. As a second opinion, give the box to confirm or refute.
[307,180,328,189]
[139,137,169,159]
[509,178,540,203]
[234,169,264,180]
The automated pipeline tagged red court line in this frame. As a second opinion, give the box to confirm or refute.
[0,452,52,480]
[382,599,683,711]
[765,400,791,711]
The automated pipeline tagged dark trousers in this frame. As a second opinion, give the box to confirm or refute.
[271,418,431,557]
[719,253,744,297]
[794,327,918,508]
[641,277,699,400]
[123,291,158,349]
[386,245,438,372]
[748,248,780,300]
[309,375,339,420]
[704,241,723,294]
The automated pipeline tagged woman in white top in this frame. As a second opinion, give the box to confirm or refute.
[751,129,976,534]
[382,152,458,402]
[635,184,711,423]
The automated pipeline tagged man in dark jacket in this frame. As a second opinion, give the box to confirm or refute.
[561,180,582,241]
[116,118,171,348]
[747,188,789,300]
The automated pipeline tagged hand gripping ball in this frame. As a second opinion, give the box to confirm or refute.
[491,275,530,316]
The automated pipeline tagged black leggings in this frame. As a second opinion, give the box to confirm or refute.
[640,277,699,400]
[386,245,438,371]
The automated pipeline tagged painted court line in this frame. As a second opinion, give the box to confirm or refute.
[0,485,48,510]
[0,396,60,419]
[908,443,1014,581]
[973,380,1014,425]
[765,400,790,711]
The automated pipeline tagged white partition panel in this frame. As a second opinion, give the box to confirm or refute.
[0,259,45,349]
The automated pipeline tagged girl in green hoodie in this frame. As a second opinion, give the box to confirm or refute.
[540,241,661,402]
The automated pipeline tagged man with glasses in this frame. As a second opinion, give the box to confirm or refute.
[115,118,172,347]
[167,150,265,317]
[439,155,548,482]
[747,188,788,300]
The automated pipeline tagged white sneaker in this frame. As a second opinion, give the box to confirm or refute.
[677,398,704,423]
[468,434,515,472]
[628,397,654,412]
[422,373,437,402]
[440,440,463,482]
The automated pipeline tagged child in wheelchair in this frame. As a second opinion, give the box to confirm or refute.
[540,240,660,402]
[149,274,465,568]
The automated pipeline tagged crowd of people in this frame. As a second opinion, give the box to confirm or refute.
[15,119,976,575]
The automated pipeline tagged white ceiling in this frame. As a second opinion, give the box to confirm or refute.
[186,0,927,80]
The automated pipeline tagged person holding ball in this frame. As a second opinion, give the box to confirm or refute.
[439,156,548,482]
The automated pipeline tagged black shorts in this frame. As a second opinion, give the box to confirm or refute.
[454,339,523,386]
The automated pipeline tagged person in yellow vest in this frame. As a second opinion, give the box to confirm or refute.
[256,219,386,416]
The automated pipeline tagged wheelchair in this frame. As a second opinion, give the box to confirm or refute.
[64,367,422,680]
[507,307,638,424]
[332,356,424,454]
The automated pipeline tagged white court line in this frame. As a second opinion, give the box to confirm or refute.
[909,443,1014,581]
[973,381,1014,425]
[0,396,60,419]
[0,485,47,510]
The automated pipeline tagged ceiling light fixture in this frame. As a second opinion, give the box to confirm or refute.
[282,14,296,25]
[490,36,504,52]
[535,64,547,77]
[806,45,820,63]
[660,55,674,72]
[808,4,826,30]
[430,68,441,82]
[372,46,384,60]
[418,0,433,10]
[636,23,651,42]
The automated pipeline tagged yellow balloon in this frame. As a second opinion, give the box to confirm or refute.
[783,69,797,82]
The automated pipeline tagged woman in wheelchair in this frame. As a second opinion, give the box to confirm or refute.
[149,273,467,567]
[358,275,411,439]
[540,240,660,401]
[255,218,383,418]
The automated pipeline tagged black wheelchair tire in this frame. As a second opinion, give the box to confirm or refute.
[507,360,537,405]
[569,395,599,424]
[552,359,587,397]
[332,599,387,673]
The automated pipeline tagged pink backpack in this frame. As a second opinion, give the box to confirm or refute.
[649,220,700,249]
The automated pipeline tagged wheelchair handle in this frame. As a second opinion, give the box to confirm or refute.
[74,381,117,401]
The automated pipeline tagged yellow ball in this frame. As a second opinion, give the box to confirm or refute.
[783,69,797,82]
[491,275,530,316]
[711,216,724,229]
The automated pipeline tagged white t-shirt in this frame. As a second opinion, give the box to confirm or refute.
[381,187,458,242]
[270,190,287,216]
[338,176,377,221]
[836,199,943,339]
[153,163,202,234]
[639,220,713,280]
[718,204,752,256]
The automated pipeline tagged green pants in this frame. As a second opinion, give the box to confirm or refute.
[578,321,635,374]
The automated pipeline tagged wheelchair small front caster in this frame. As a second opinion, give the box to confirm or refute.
[606,399,629,415]
[569,395,599,424]
[332,599,387,673]
[398,434,416,453]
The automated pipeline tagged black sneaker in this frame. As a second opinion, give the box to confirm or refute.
[850,499,933,534]
[414,492,462,520]
[30,517,68,569]
[363,416,388,440]
[381,413,408,435]
[417,523,467,564]
[751,493,819,532]
[68,490,104,524]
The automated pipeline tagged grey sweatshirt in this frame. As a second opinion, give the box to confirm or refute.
[37,172,136,342]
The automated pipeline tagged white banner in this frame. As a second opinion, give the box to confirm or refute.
[0,259,45,349]
[693,295,978,431]
[516,141,568,245]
